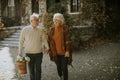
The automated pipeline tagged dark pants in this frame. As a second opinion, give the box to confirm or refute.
[55,55,68,80]
[26,53,43,80]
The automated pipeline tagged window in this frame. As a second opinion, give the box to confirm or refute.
[46,0,60,12]
[32,0,39,13]
[70,0,81,12]
[55,0,60,3]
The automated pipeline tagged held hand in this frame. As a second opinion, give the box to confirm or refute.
[44,49,49,54]
[65,51,70,57]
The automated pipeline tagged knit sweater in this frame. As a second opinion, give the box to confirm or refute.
[18,25,49,54]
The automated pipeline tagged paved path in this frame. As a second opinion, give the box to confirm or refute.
[0,47,15,80]
[0,42,120,80]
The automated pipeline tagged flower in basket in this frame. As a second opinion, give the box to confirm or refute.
[17,56,30,62]
[17,56,30,74]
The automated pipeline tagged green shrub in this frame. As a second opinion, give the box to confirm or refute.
[48,3,67,14]
[82,0,120,38]
[2,17,18,27]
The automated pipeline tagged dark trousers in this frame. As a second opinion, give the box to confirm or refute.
[55,55,68,80]
[26,53,43,80]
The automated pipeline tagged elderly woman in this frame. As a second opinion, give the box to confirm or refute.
[48,13,72,80]
[18,13,49,80]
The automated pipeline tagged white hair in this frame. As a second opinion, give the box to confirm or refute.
[30,13,39,22]
[53,13,65,25]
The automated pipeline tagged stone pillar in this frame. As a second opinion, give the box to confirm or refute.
[38,0,47,25]
[39,0,47,17]
[8,0,15,17]
[0,0,2,20]
[22,0,32,24]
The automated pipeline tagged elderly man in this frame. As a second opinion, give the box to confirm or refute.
[18,13,49,80]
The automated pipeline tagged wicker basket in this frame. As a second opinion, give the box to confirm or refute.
[17,61,27,74]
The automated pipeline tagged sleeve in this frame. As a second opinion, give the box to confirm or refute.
[64,26,73,65]
[65,27,72,52]
[42,29,49,50]
[18,29,25,54]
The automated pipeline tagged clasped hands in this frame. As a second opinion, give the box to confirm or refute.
[44,50,70,58]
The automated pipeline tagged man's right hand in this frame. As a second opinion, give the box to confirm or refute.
[18,53,22,57]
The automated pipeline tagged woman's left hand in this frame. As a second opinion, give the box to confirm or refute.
[65,51,70,57]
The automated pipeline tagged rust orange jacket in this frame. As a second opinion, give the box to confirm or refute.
[48,25,72,65]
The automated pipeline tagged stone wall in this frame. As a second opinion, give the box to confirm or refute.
[72,26,95,41]
[71,26,95,49]
[0,27,20,40]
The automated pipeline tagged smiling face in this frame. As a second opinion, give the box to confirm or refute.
[31,17,39,27]
[53,13,65,27]
[53,19,62,27]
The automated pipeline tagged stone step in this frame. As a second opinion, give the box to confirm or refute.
[16,30,22,33]
[12,32,21,35]
[0,43,18,47]
[10,34,20,37]
[4,38,19,41]
[0,41,19,44]
[0,38,19,47]
[9,35,20,38]
[0,26,22,47]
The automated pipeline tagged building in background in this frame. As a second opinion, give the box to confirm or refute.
[0,0,82,26]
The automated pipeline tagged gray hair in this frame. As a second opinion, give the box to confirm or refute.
[53,13,65,25]
[30,13,39,22]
